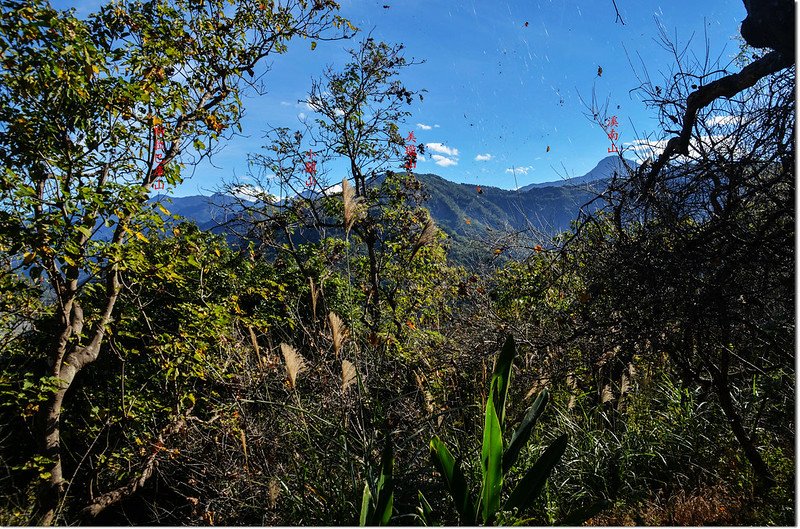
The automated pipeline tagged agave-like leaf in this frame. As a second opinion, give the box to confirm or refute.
[480,386,504,523]
[492,335,516,430]
[503,389,550,474]
[430,437,476,523]
[373,439,394,526]
[504,434,568,513]
[359,483,372,527]
[416,491,433,526]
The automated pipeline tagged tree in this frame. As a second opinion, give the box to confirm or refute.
[238,38,458,339]
[565,0,794,493]
[0,0,349,522]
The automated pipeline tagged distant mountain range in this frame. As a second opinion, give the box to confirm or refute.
[518,155,637,191]
[153,155,637,260]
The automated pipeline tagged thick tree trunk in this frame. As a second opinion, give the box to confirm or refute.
[37,386,69,525]
[36,353,86,524]
[34,271,119,525]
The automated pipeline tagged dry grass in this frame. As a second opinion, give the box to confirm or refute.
[341,359,357,393]
[328,311,349,357]
[587,485,743,526]
[280,343,306,389]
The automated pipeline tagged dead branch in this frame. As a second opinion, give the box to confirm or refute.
[644,50,793,191]
[79,418,186,520]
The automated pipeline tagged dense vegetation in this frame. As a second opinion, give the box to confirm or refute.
[0,0,794,525]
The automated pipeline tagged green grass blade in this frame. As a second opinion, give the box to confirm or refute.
[430,437,476,523]
[503,389,550,473]
[481,389,504,524]
[504,434,568,513]
[492,335,516,430]
[359,482,372,526]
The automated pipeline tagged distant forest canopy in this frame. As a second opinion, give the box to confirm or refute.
[0,0,794,526]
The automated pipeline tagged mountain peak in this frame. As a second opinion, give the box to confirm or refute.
[518,155,638,191]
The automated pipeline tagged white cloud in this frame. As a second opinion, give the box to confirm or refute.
[305,99,325,112]
[298,112,307,121]
[231,184,276,203]
[475,153,493,161]
[432,154,458,167]
[426,142,459,156]
[707,115,738,127]
[505,166,533,175]
[416,123,433,130]
[323,183,343,195]
[624,138,669,156]
[625,134,745,160]
[417,155,427,162]
[434,124,441,128]
[280,101,292,106]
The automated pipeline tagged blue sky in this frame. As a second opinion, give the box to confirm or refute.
[63,0,748,196]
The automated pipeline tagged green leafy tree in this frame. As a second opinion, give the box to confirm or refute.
[69,224,284,522]
[0,0,349,523]
[242,38,459,340]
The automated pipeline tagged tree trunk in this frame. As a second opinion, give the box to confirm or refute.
[36,385,69,525]
[34,271,119,524]
[364,230,381,328]
[36,350,91,524]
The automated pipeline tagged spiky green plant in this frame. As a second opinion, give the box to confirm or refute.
[429,335,569,525]
[359,438,394,526]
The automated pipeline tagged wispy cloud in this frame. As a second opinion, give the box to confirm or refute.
[475,153,493,161]
[280,101,292,106]
[707,115,738,127]
[505,166,533,175]
[231,184,277,203]
[432,154,458,167]
[426,142,459,156]
[416,123,433,130]
[624,138,669,156]
[625,134,742,159]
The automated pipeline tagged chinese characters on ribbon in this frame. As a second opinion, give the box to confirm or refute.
[403,131,417,171]
[152,124,166,190]
[606,115,619,153]
[304,150,317,187]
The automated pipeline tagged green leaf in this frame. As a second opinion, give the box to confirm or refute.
[504,434,568,513]
[373,439,394,525]
[359,483,372,527]
[503,389,550,473]
[429,437,475,523]
[416,490,433,526]
[480,388,503,523]
[75,225,92,238]
[491,335,516,430]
